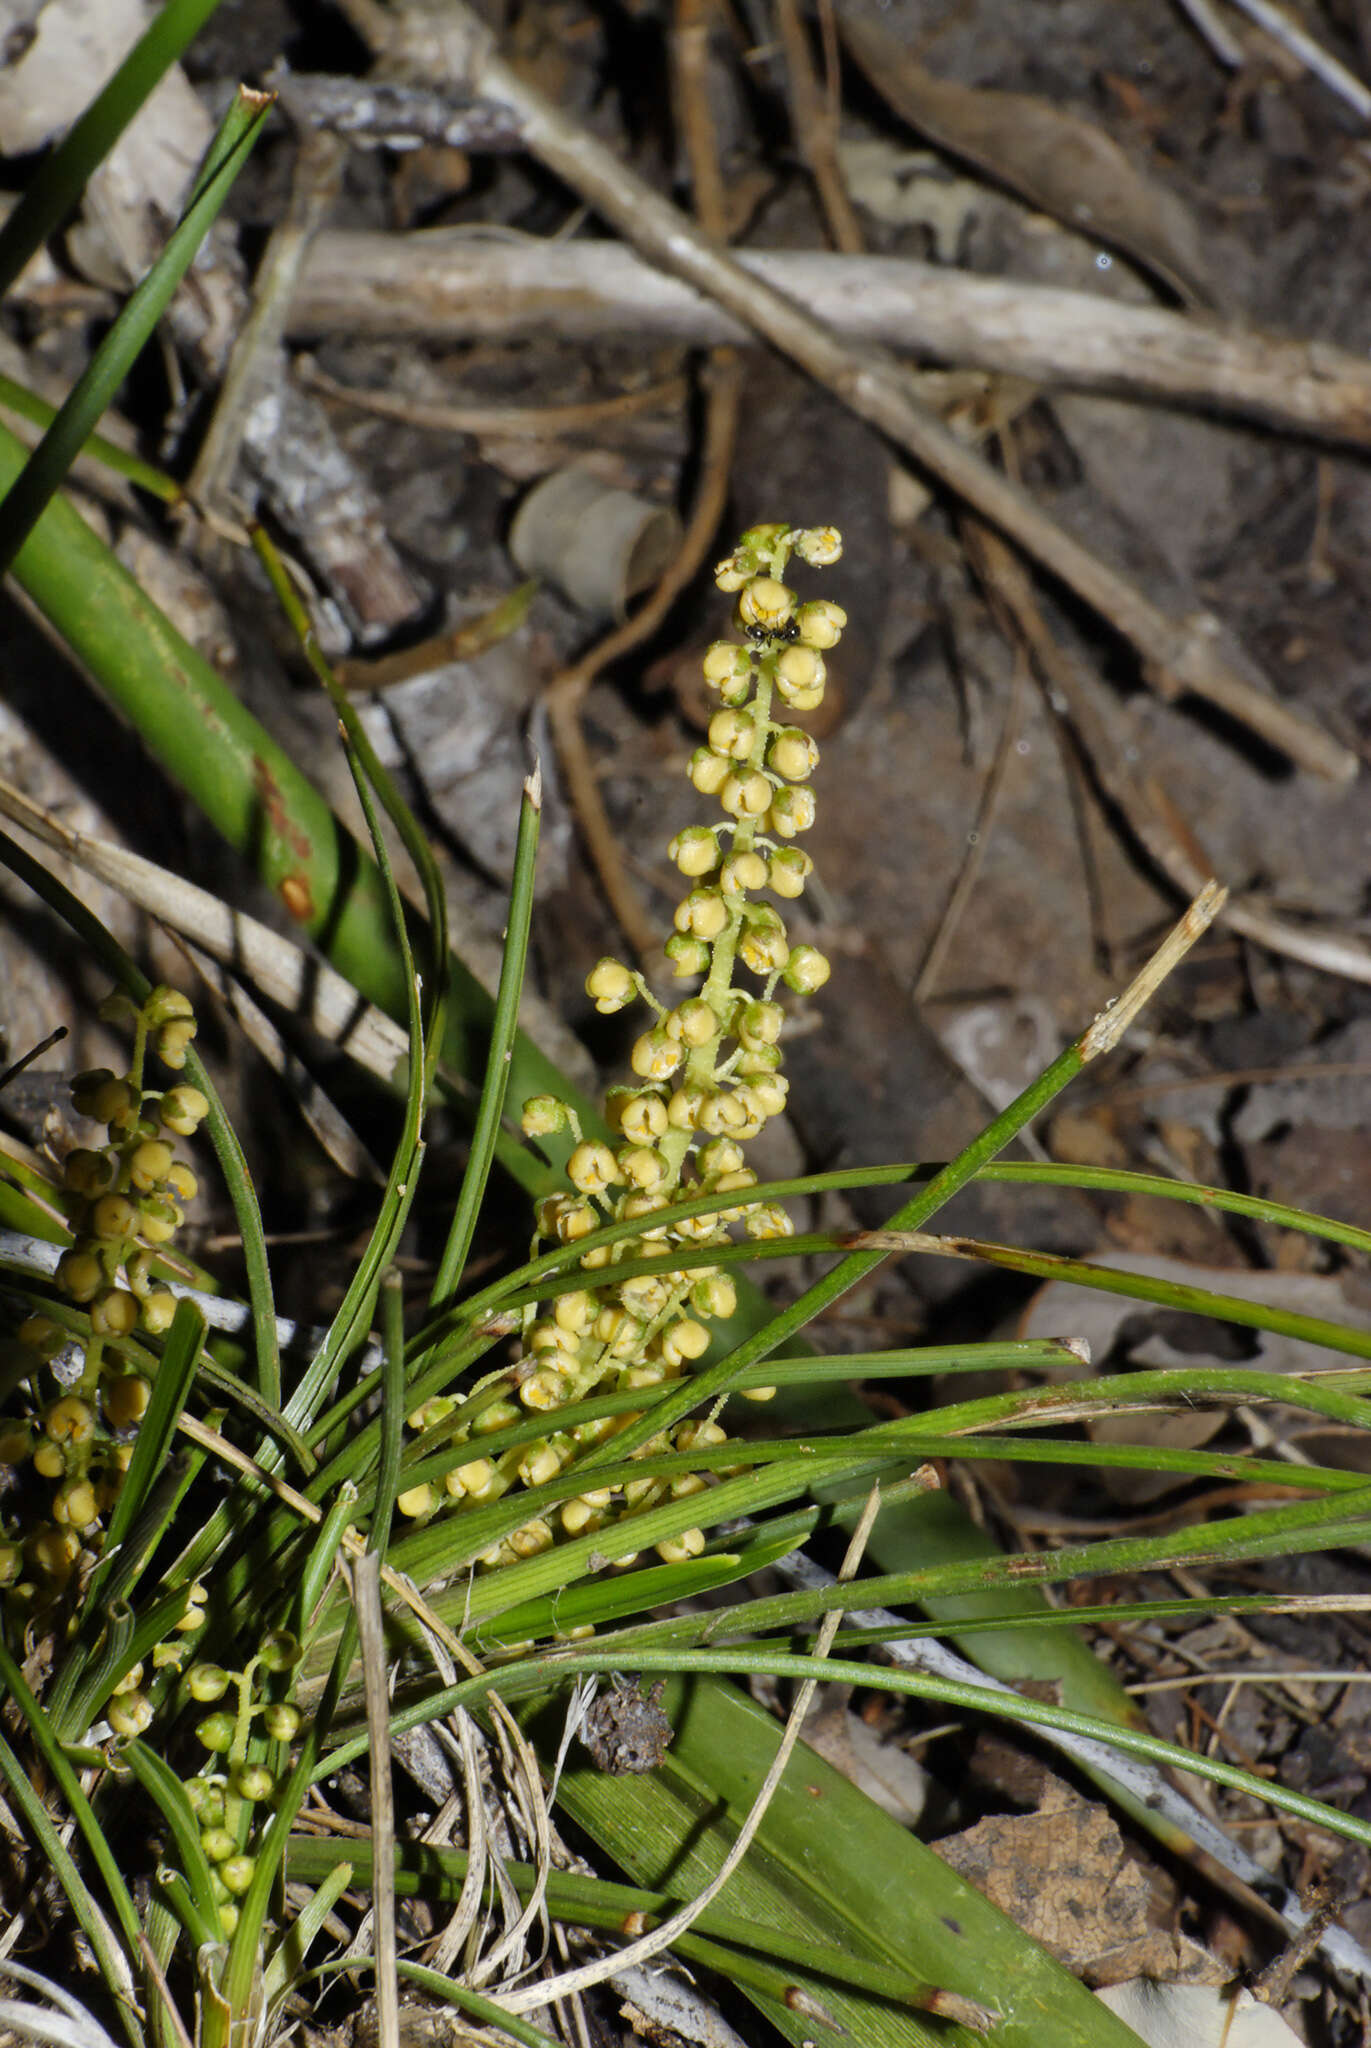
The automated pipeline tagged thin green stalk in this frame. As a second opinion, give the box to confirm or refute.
[0,372,181,500]
[428,770,542,1311]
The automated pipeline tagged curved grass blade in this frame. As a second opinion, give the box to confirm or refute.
[0,0,229,297]
[0,88,271,577]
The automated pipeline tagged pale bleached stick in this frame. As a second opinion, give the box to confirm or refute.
[289,234,1371,456]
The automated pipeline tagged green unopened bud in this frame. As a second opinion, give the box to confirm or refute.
[62,1146,118,1196]
[521,1094,569,1138]
[187,1663,230,1702]
[262,1702,301,1742]
[257,1628,302,1672]
[106,1691,154,1737]
[664,933,710,978]
[219,1855,256,1896]
[89,1192,137,1241]
[56,1246,104,1303]
[234,1764,275,1802]
[782,945,831,994]
[197,1712,236,1754]
[71,1071,137,1123]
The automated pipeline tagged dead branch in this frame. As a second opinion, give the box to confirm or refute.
[289,234,1371,457]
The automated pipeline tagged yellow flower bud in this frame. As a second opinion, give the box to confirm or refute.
[586,957,635,1014]
[519,1441,565,1488]
[699,1137,746,1177]
[720,850,768,895]
[554,1290,595,1333]
[619,1144,668,1192]
[104,1374,152,1429]
[791,526,843,566]
[769,727,820,781]
[668,827,719,878]
[53,1477,101,1529]
[158,1085,209,1136]
[656,1529,706,1563]
[667,1084,709,1130]
[739,913,791,976]
[740,1074,788,1118]
[702,640,752,686]
[166,1163,198,1205]
[509,1518,554,1558]
[397,1483,434,1518]
[707,708,757,761]
[660,1318,710,1365]
[737,577,795,633]
[769,848,814,898]
[567,1141,622,1196]
[721,771,772,818]
[745,1204,795,1240]
[44,1396,96,1444]
[794,599,846,649]
[676,1418,729,1451]
[619,1093,669,1144]
[665,998,716,1048]
[674,890,729,942]
[769,786,817,836]
[555,1201,599,1244]
[774,644,825,696]
[630,1028,684,1082]
[107,1691,154,1737]
[90,1193,138,1241]
[129,1139,175,1192]
[689,747,731,796]
[155,1018,197,1070]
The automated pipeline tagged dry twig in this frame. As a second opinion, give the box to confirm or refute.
[300,8,1358,779]
[289,235,1371,456]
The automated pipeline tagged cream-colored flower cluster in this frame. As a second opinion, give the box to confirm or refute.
[0,985,206,1608]
[407,525,844,1575]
